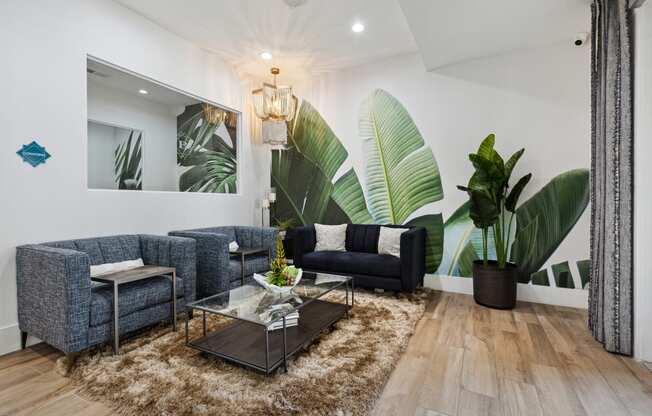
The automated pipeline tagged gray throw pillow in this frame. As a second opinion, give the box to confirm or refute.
[314,224,347,251]
[377,227,408,257]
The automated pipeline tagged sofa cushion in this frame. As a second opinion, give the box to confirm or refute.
[345,224,380,253]
[90,276,184,326]
[314,224,347,251]
[301,251,401,278]
[228,254,270,282]
[46,235,141,265]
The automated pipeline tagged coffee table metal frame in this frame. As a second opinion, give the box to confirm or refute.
[184,275,354,375]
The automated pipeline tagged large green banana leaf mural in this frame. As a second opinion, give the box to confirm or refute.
[271,88,588,285]
[439,169,590,288]
[358,89,444,272]
[510,168,590,284]
[271,100,370,226]
[272,90,445,272]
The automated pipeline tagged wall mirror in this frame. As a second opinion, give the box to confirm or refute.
[86,57,239,193]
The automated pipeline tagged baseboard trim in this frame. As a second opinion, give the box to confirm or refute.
[0,323,40,356]
[424,274,588,309]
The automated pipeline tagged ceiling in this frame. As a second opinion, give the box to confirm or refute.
[399,0,591,70]
[115,0,591,81]
[115,0,418,81]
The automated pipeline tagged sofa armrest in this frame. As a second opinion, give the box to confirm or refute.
[168,230,230,297]
[400,227,426,291]
[292,226,316,267]
[234,226,278,257]
[16,244,91,354]
[139,234,197,303]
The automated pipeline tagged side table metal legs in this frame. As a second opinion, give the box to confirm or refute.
[113,282,120,354]
[172,270,177,332]
[240,253,245,286]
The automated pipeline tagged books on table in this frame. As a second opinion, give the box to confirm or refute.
[260,303,299,331]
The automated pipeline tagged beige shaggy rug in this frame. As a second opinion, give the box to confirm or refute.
[60,290,427,416]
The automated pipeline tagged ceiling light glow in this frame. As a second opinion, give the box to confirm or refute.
[260,51,273,60]
[138,89,148,95]
[352,22,365,33]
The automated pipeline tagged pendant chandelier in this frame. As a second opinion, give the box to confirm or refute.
[251,67,297,146]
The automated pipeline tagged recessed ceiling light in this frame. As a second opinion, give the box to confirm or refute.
[260,51,273,60]
[352,22,365,33]
[138,89,148,95]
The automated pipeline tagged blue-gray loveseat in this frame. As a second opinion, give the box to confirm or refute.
[16,234,196,356]
[169,226,277,297]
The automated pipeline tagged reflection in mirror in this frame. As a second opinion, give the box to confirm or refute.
[86,58,239,193]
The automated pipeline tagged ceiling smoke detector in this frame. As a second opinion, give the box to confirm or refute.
[283,0,308,8]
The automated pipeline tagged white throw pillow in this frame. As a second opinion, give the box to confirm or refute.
[229,241,239,251]
[90,258,144,277]
[378,227,408,258]
[314,224,347,252]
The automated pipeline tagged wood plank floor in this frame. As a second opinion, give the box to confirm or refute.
[0,291,650,415]
[374,291,652,416]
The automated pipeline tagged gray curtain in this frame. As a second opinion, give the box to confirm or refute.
[589,0,645,355]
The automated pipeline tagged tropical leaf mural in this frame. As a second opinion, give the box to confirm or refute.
[114,130,142,190]
[271,100,369,226]
[357,89,445,272]
[440,169,590,287]
[177,103,238,193]
[510,169,590,283]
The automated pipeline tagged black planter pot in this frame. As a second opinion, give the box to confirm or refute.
[472,260,517,310]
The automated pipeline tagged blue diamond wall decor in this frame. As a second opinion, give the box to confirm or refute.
[17,141,51,167]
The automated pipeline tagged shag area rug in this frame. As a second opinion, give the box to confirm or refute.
[59,290,427,416]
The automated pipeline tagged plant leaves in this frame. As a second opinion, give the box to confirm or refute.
[272,101,357,225]
[505,173,532,212]
[406,214,444,273]
[510,169,590,283]
[359,89,443,224]
[551,261,575,289]
[331,169,373,224]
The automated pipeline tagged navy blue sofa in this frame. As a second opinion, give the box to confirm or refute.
[16,234,196,356]
[292,224,426,292]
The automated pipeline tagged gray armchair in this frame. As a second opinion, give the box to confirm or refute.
[169,226,277,297]
[16,234,196,356]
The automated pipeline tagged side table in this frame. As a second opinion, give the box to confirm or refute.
[230,247,271,286]
[91,265,177,354]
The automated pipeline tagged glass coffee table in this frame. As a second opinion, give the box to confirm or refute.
[184,271,354,375]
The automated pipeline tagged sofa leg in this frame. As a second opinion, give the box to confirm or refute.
[64,352,80,374]
[20,331,27,349]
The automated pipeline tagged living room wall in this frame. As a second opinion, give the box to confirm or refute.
[0,0,267,354]
[274,42,590,305]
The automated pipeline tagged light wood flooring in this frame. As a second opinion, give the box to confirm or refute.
[1,291,650,416]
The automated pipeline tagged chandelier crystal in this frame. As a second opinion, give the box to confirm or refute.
[252,68,297,146]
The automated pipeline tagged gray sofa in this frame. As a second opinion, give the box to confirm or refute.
[16,234,196,356]
[169,226,277,297]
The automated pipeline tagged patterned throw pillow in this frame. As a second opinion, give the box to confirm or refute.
[377,227,408,257]
[314,224,347,252]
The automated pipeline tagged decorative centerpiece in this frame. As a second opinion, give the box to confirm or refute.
[253,237,303,294]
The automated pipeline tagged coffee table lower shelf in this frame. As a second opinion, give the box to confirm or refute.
[186,299,350,374]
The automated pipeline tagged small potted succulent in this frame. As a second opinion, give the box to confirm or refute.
[254,237,303,294]
[457,134,532,309]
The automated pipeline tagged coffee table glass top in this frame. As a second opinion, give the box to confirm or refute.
[187,272,351,326]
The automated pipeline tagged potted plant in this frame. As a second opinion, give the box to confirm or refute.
[254,236,303,294]
[457,134,532,309]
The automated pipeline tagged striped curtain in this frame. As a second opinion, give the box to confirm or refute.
[589,0,645,355]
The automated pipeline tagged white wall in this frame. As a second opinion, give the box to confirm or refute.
[0,0,267,354]
[634,1,652,363]
[88,121,120,189]
[88,81,178,191]
[294,42,590,306]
